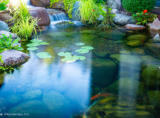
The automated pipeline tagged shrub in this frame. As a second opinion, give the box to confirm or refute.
[122,0,156,13]
[132,10,157,25]
[10,0,37,40]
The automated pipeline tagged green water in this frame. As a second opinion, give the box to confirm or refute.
[0,26,160,118]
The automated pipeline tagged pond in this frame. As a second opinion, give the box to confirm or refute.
[0,25,160,118]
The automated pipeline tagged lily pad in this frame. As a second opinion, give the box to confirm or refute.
[27,47,38,51]
[57,52,72,57]
[77,56,86,60]
[75,42,85,46]
[75,49,89,54]
[61,56,78,63]
[81,46,94,50]
[36,52,52,59]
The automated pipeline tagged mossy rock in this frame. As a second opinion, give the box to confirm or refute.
[141,65,160,88]
[92,58,118,87]
[126,34,147,47]
[148,90,160,106]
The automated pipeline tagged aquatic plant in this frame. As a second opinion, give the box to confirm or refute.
[0,34,23,53]
[58,42,94,63]
[122,0,156,13]
[10,0,37,40]
[0,0,9,11]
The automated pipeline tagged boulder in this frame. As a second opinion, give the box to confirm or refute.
[0,11,13,26]
[30,0,50,7]
[0,30,18,39]
[0,21,9,31]
[0,50,29,67]
[30,0,64,10]
[108,0,121,10]
[148,18,160,35]
[113,13,135,26]
[125,24,145,30]
[153,33,160,42]
[29,7,50,26]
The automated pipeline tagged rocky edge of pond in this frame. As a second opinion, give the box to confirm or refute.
[0,50,29,67]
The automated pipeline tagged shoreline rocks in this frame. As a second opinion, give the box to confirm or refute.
[0,50,30,67]
[0,21,9,31]
[29,7,50,26]
[125,24,145,30]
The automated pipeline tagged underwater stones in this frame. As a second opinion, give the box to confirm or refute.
[9,100,48,117]
[30,0,50,8]
[148,90,160,106]
[125,24,145,30]
[0,30,18,39]
[23,90,42,100]
[0,20,9,31]
[141,65,160,88]
[0,50,29,67]
[43,91,70,117]
[29,7,50,26]
[113,13,135,26]
[92,58,117,87]
[126,34,147,47]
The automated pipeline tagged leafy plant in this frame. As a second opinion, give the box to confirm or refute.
[0,0,9,11]
[122,0,156,13]
[98,6,115,30]
[79,0,103,24]
[132,11,157,25]
[10,0,37,40]
[0,34,23,53]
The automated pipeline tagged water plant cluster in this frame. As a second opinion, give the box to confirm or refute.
[27,39,52,59]
[58,42,94,63]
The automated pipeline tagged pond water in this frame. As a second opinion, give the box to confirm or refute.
[0,25,160,118]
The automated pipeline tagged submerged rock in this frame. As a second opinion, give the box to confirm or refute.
[125,34,147,47]
[113,13,135,26]
[29,7,50,26]
[0,30,18,39]
[125,24,145,30]
[23,90,42,100]
[0,50,29,67]
[0,21,9,31]
[141,64,160,88]
[8,100,48,117]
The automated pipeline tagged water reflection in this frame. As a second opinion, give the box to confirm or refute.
[117,51,141,117]
[0,51,92,117]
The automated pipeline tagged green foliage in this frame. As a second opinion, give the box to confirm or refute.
[79,0,103,24]
[0,34,23,53]
[0,66,14,72]
[132,12,157,25]
[98,6,115,30]
[50,0,76,18]
[122,0,156,13]
[0,55,3,63]
[0,0,9,11]
[10,1,37,40]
